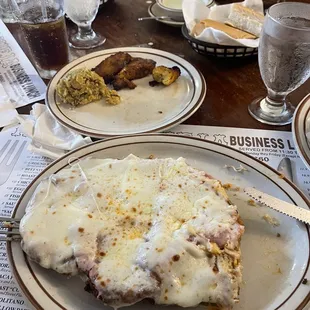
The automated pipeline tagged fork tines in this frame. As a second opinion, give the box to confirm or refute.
[0,217,21,242]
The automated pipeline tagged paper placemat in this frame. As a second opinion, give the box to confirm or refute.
[0,20,46,108]
[0,124,308,309]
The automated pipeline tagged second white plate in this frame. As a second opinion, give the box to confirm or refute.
[8,134,310,310]
[46,47,206,138]
[293,94,310,170]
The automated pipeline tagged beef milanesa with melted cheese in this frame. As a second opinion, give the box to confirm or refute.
[20,155,244,309]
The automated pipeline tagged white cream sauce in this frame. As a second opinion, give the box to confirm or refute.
[20,155,244,308]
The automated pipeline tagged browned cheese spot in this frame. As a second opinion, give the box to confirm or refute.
[213,261,219,274]
[172,255,180,262]
[223,183,232,190]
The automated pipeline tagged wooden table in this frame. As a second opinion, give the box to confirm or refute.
[5,0,310,132]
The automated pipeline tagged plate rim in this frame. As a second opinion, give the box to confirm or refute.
[46,47,205,138]
[7,134,310,310]
[293,94,310,170]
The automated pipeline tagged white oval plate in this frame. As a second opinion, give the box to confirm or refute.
[46,48,206,138]
[293,94,310,170]
[8,134,310,310]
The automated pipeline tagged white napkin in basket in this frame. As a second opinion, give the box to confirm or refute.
[18,103,92,159]
[182,0,264,47]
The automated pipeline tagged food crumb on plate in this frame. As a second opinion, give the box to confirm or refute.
[247,199,256,206]
[273,267,282,275]
[263,214,280,227]
[223,183,232,190]
[302,278,308,285]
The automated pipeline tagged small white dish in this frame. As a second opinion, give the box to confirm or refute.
[157,0,182,12]
[156,0,184,21]
[148,2,184,27]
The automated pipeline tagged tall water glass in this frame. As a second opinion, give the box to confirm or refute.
[248,2,310,126]
[64,0,105,49]
[9,0,70,79]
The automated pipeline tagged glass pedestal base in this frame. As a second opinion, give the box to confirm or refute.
[69,32,106,49]
[248,96,295,126]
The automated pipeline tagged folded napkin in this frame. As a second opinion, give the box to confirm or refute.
[182,0,263,47]
[18,103,92,159]
[0,83,19,127]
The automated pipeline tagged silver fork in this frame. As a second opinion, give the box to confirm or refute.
[0,217,21,242]
[0,140,27,186]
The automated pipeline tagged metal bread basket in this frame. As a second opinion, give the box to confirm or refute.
[182,25,258,58]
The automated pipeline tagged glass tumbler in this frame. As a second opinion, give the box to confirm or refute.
[10,0,70,79]
[248,2,310,126]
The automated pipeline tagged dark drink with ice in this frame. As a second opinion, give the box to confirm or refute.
[18,3,69,79]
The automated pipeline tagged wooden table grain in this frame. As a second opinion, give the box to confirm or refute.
[5,0,310,132]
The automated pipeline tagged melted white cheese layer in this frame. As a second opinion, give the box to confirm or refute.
[20,155,244,308]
